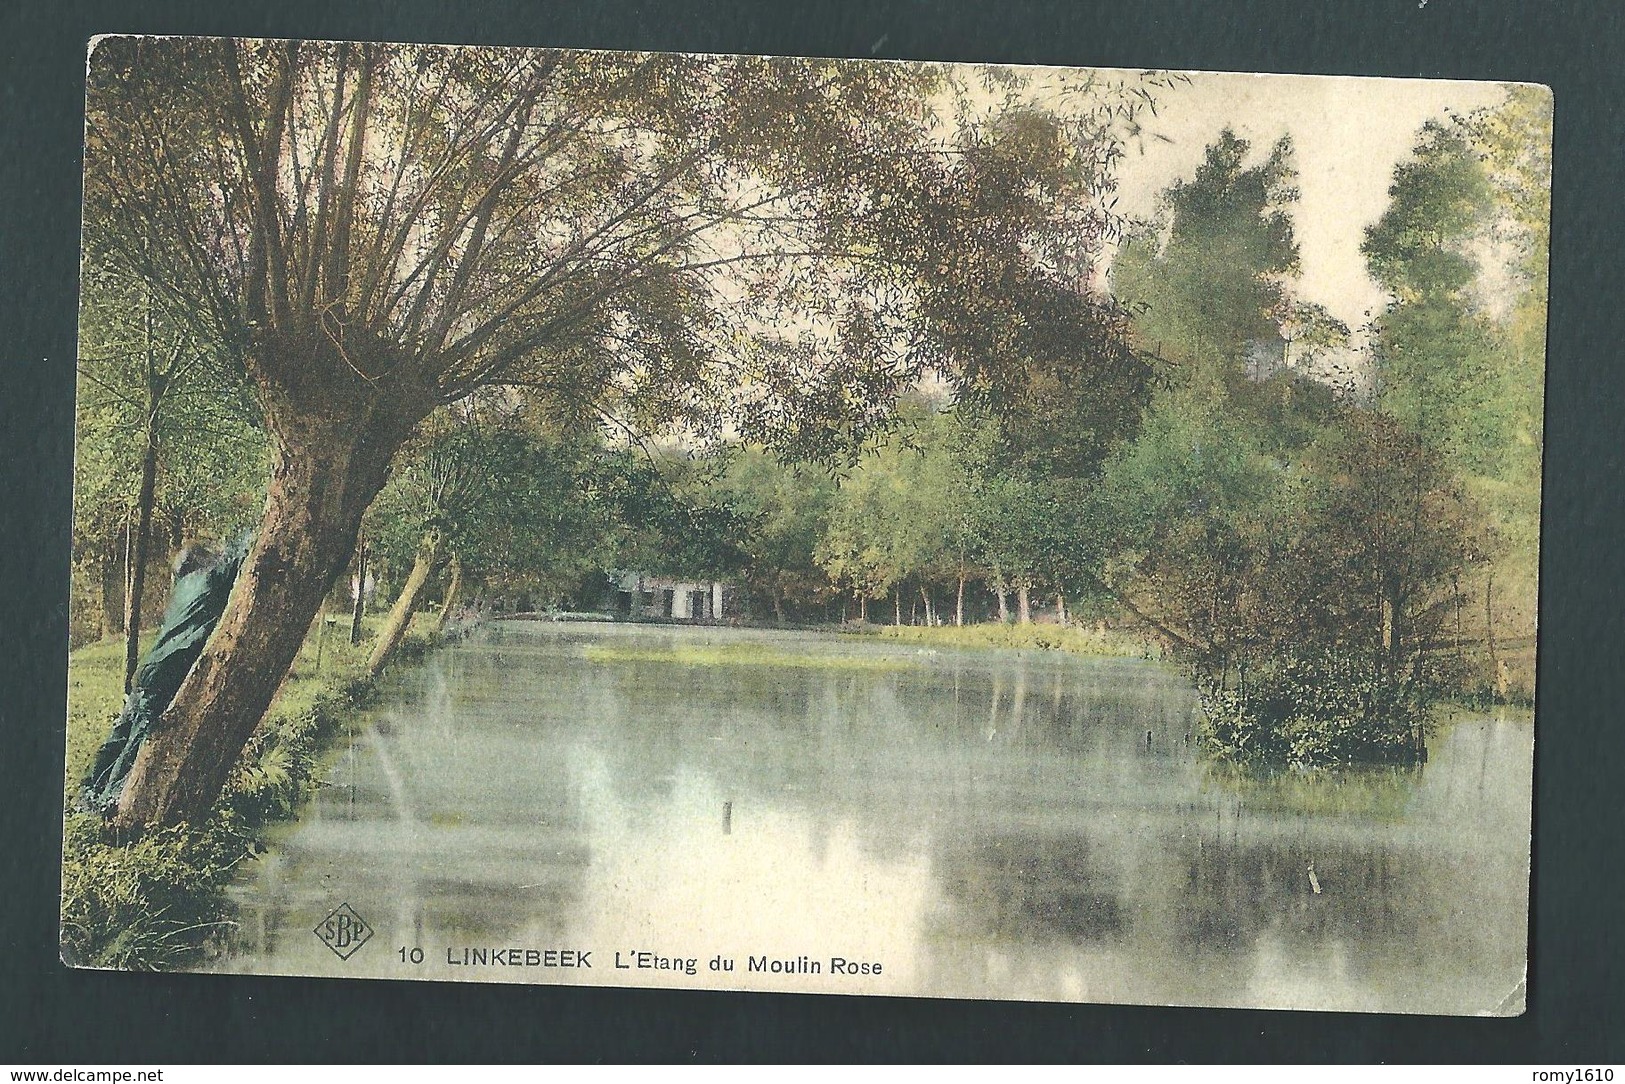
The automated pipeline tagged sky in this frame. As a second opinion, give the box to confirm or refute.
[1103,70,1513,332]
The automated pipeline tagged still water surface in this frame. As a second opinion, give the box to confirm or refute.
[218,620,1530,1014]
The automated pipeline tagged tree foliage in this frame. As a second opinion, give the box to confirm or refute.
[1363,119,1506,476]
[72,256,266,649]
[1112,129,1300,376]
[719,449,837,622]
[85,38,1168,826]
[1096,124,1514,765]
[1361,92,1551,704]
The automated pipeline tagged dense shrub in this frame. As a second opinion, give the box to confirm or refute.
[1198,649,1434,768]
[1097,392,1485,768]
[227,683,364,824]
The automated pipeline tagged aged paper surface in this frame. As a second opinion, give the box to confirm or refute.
[63,38,1545,1015]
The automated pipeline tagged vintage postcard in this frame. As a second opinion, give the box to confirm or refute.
[62,37,1546,1015]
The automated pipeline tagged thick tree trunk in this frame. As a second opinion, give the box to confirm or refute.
[123,415,160,692]
[368,529,446,676]
[996,586,1009,624]
[349,539,368,645]
[113,353,424,831]
[435,553,464,634]
[1017,582,1032,625]
[1055,592,1067,626]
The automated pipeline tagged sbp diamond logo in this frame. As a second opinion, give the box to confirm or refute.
[314,903,373,960]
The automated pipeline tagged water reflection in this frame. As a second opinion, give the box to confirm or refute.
[939,833,1128,943]
[218,621,1529,1013]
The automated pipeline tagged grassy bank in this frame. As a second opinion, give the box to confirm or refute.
[583,641,913,671]
[60,612,439,970]
[854,620,1158,659]
[576,621,1157,670]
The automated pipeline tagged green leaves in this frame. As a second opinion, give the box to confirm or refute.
[71,254,267,645]
[717,448,837,618]
[84,39,1157,470]
[1363,121,1494,303]
[1112,128,1300,377]
[1365,97,1549,508]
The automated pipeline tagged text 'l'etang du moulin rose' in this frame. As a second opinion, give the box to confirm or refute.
[618,952,884,976]
[439,948,883,976]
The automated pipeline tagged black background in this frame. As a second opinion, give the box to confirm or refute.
[3,0,1621,1064]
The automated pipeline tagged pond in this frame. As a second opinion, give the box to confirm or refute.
[215,620,1531,1015]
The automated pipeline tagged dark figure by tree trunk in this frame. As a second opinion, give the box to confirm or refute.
[84,538,249,815]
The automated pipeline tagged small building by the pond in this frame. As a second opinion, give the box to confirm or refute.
[610,570,736,621]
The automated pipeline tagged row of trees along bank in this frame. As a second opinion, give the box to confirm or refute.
[712,104,1546,766]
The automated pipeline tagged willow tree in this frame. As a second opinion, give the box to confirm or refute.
[84,38,1157,828]
[360,412,497,676]
[362,409,615,672]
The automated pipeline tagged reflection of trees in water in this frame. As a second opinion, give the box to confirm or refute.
[415,859,590,946]
[935,832,1128,943]
[924,821,1459,1000]
[433,634,1447,912]
[316,628,1523,1005]
[426,634,1219,889]
[1174,834,1415,962]
[580,653,1190,808]
[299,642,601,953]
[1202,760,1425,821]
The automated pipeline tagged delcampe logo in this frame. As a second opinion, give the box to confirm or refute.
[314,903,373,960]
